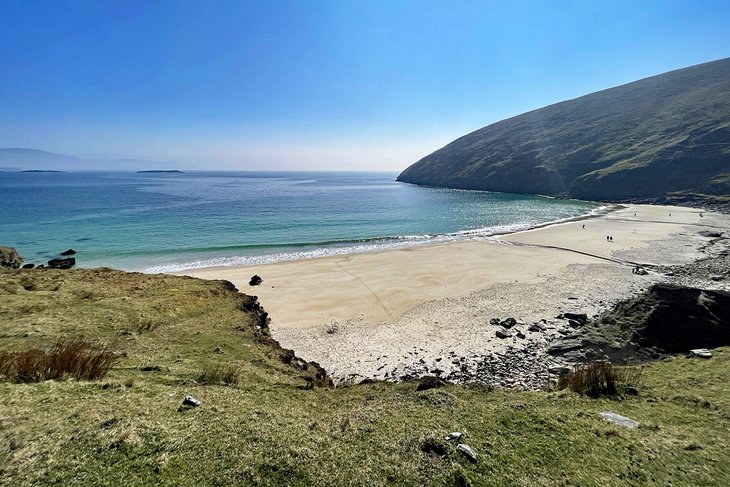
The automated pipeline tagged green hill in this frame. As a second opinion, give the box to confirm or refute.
[397,58,730,204]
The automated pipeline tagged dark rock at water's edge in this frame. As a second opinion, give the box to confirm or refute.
[397,57,730,205]
[60,248,76,256]
[47,257,75,269]
[249,275,263,286]
[22,263,35,269]
[0,246,23,269]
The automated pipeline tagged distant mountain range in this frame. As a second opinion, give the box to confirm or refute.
[0,148,179,172]
[398,58,730,206]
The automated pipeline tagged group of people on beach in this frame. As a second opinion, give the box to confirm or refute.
[606,235,614,242]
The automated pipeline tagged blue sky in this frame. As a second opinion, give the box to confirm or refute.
[1,0,729,170]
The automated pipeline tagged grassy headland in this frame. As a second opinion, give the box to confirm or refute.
[1,268,728,486]
[397,57,730,208]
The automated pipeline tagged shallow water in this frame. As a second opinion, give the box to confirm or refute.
[0,171,601,271]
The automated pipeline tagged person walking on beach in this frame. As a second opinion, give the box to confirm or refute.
[582,224,585,230]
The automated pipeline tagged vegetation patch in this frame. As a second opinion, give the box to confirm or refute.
[0,338,120,383]
[558,361,642,398]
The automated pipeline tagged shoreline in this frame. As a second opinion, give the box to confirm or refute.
[178,203,730,386]
[155,202,614,274]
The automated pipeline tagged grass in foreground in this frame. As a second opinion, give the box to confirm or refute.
[1,268,728,486]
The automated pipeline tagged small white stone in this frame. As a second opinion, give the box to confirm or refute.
[445,432,462,442]
[456,443,477,463]
[600,411,639,429]
[689,349,712,358]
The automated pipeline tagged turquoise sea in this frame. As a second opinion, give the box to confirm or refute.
[0,171,602,272]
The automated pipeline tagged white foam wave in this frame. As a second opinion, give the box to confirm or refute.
[143,205,612,274]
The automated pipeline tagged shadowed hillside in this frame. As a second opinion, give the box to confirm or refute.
[398,58,730,205]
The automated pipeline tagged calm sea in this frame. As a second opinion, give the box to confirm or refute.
[0,171,602,272]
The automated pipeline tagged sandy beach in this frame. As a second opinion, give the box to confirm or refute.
[180,204,730,386]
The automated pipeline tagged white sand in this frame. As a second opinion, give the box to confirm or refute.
[180,204,730,385]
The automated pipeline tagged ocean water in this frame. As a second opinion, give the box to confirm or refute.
[0,171,602,272]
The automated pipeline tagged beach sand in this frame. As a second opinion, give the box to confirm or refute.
[180,204,730,386]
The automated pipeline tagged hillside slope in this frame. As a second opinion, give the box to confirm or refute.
[398,58,730,203]
[2,268,730,485]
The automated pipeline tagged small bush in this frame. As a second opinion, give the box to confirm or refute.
[0,339,120,383]
[558,361,642,398]
[197,364,240,385]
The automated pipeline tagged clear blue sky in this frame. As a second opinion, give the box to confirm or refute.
[1,0,729,170]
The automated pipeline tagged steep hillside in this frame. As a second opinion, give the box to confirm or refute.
[398,58,730,204]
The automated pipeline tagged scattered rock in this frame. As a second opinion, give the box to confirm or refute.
[60,248,76,256]
[599,411,639,429]
[529,323,546,332]
[710,274,724,281]
[0,246,23,269]
[181,395,202,408]
[47,257,75,269]
[21,263,35,269]
[699,230,723,238]
[416,375,445,391]
[249,275,263,286]
[546,339,584,356]
[213,346,224,354]
[456,444,477,463]
[689,348,712,359]
[495,329,513,339]
[516,331,526,339]
[634,267,648,276]
[559,312,588,324]
[489,318,500,326]
[445,432,462,442]
[500,317,517,328]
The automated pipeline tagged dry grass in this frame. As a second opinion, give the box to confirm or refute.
[558,361,642,398]
[0,338,120,383]
[197,363,240,385]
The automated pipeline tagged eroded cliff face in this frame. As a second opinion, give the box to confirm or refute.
[398,57,730,203]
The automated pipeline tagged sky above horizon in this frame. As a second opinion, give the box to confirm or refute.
[1,0,729,171]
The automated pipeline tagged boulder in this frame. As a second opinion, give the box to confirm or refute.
[0,246,23,269]
[181,395,202,408]
[456,444,477,463]
[710,275,724,281]
[528,322,546,332]
[489,318,500,326]
[599,411,639,429]
[249,275,263,286]
[560,312,588,324]
[500,317,517,328]
[496,329,512,339]
[547,338,584,356]
[47,257,75,269]
[60,248,76,256]
[445,432,462,442]
[21,263,35,269]
[699,230,723,238]
[689,348,712,358]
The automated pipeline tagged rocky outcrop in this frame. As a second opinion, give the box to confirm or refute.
[0,246,23,269]
[47,257,75,269]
